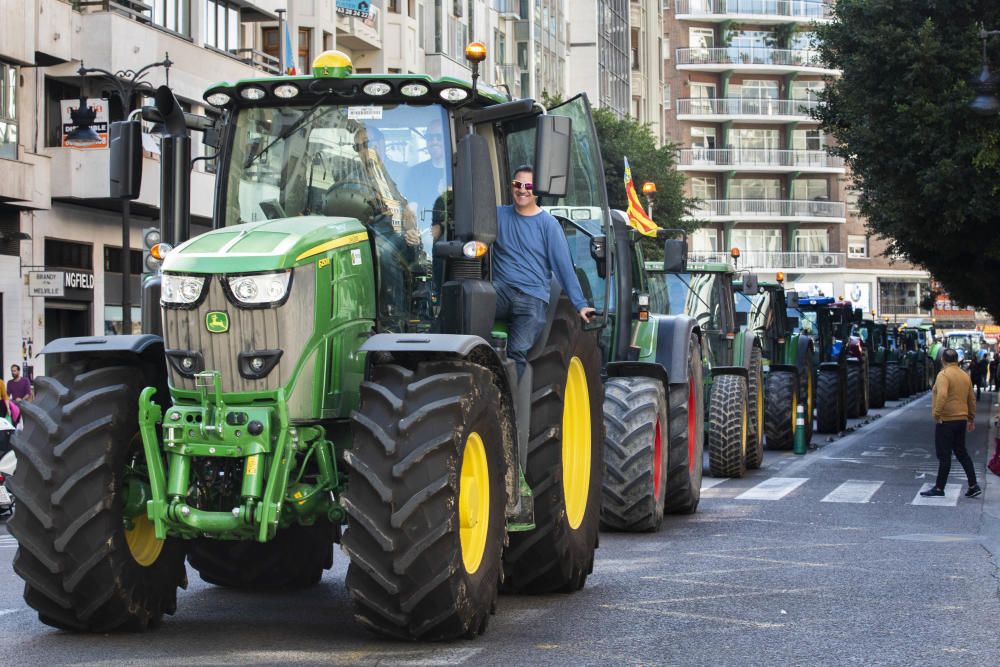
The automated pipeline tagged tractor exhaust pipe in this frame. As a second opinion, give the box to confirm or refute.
[154,85,191,247]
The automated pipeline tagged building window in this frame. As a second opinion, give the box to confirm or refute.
[389,0,401,12]
[45,239,93,270]
[691,176,717,200]
[103,246,143,275]
[689,27,714,49]
[631,28,640,70]
[323,31,333,51]
[731,128,779,150]
[732,228,782,252]
[848,235,868,258]
[0,62,17,160]
[691,228,718,252]
[791,178,829,200]
[880,280,930,315]
[792,128,823,151]
[846,187,861,214]
[151,0,191,36]
[204,0,240,51]
[732,79,779,100]
[790,80,824,100]
[298,28,313,74]
[794,229,829,252]
[663,83,671,109]
[730,178,781,199]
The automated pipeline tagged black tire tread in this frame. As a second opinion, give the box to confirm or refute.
[764,371,797,451]
[815,369,841,434]
[707,375,748,478]
[664,333,705,514]
[745,347,765,470]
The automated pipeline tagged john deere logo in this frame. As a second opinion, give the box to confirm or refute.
[206,311,229,333]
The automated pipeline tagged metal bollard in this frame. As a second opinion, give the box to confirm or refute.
[793,403,808,455]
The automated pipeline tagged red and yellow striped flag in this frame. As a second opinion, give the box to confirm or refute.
[624,157,659,237]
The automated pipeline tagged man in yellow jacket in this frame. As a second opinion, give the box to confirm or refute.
[921,348,982,498]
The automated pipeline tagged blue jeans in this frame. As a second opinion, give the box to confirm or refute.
[495,282,548,378]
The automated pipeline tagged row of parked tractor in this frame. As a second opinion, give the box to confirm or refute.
[600,233,941,533]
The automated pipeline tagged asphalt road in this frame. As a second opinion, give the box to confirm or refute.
[1,391,998,666]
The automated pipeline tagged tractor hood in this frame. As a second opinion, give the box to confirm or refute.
[161,216,368,274]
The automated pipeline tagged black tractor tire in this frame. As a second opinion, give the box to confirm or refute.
[664,333,705,515]
[815,369,842,434]
[8,361,187,632]
[838,367,849,432]
[764,370,797,451]
[745,346,765,470]
[846,363,862,419]
[503,297,603,594]
[342,360,507,640]
[869,364,886,409]
[188,520,335,589]
[885,364,901,401]
[799,351,815,446]
[707,374,749,478]
[600,378,668,532]
[858,356,870,417]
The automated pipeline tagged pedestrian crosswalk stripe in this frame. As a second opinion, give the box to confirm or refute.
[735,477,808,501]
[911,483,961,507]
[700,478,728,491]
[821,480,883,504]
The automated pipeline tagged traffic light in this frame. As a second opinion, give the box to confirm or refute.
[143,227,161,275]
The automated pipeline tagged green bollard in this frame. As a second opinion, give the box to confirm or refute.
[793,402,808,455]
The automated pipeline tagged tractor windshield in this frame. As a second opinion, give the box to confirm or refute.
[659,272,721,331]
[798,311,819,337]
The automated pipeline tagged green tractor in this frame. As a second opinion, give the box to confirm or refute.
[884,324,908,400]
[645,257,764,478]
[898,326,931,394]
[857,319,889,409]
[9,50,613,639]
[734,277,815,451]
[598,220,705,531]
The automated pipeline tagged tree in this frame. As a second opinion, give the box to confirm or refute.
[815,0,1000,319]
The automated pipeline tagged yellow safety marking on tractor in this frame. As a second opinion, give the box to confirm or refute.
[756,369,764,443]
[246,455,258,475]
[459,432,489,574]
[295,232,369,261]
[125,514,165,567]
[318,257,330,269]
[562,356,592,530]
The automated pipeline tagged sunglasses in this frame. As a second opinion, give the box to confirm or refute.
[511,180,534,191]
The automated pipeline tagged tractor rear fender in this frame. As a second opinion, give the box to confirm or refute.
[39,334,168,385]
[732,331,760,370]
[769,364,798,375]
[818,361,840,373]
[711,366,748,379]
[359,333,519,512]
[646,314,699,385]
[793,335,813,369]
[606,361,669,388]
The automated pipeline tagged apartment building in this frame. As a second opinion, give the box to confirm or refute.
[567,0,630,119]
[664,0,931,318]
[629,0,665,143]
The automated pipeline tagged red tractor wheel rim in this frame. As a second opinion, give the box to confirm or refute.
[653,417,663,498]
[687,375,698,472]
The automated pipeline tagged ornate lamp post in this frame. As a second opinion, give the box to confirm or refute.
[970,24,1000,117]
[76,55,172,334]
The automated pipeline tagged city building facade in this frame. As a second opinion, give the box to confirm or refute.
[663,0,931,319]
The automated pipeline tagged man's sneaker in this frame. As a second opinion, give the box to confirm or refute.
[965,485,983,498]
[920,487,945,497]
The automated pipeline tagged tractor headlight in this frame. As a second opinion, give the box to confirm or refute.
[161,274,207,307]
[225,271,292,307]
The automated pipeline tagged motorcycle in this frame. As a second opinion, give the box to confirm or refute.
[0,417,16,515]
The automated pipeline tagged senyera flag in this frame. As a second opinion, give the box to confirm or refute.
[623,157,659,237]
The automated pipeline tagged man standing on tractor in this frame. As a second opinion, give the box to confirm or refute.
[493,165,595,376]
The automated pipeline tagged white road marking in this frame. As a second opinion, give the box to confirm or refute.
[700,478,728,490]
[821,480,883,504]
[735,477,808,500]
[911,483,961,506]
[599,603,785,629]
[0,609,19,617]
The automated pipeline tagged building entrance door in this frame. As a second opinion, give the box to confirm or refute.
[44,301,91,345]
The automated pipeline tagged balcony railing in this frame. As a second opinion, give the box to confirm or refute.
[228,48,281,76]
[678,148,843,170]
[675,0,834,21]
[495,63,524,95]
[676,47,826,68]
[492,0,522,17]
[676,98,818,119]
[686,250,846,269]
[688,198,847,219]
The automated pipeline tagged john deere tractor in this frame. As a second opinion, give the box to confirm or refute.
[645,257,763,478]
[9,48,609,639]
[734,276,815,451]
[858,318,889,409]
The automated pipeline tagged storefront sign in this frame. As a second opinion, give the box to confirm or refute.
[844,282,871,313]
[64,271,94,290]
[28,271,65,297]
[335,0,371,18]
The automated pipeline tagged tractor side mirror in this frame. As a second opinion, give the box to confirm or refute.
[533,114,571,197]
[787,292,799,308]
[742,273,759,295]
[590,235,607,279]
[453,133,497,243]
[109,120,142,200]
[662,238,687,273]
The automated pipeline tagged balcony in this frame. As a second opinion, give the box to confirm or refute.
[686,250,846,269]
[492,0,522,18]
[337,8,381,52]
[675,47,837,75]
[676,98,818,123]
[686,198,846,222]
[675,0,834,24]
[677,148,844,173]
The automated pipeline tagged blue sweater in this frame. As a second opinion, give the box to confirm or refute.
[492,205,589,311]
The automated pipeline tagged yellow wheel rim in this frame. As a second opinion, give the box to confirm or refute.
[790,384,798,435]
[125,513,164,567]
[562,356,592,530]
[459,432,490,574]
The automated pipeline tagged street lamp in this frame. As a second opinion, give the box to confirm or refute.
[76,55,172,334]
[641,181,656,218]
[970,24,1000,116]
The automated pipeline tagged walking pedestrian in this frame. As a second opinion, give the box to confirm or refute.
[7,364,32,403]
[972,353,988,400]
[921,348,982,498]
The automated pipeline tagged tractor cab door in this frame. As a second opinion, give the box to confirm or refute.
[500,94,612,345]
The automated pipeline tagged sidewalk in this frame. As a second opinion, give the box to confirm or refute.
[980,393,1000,558]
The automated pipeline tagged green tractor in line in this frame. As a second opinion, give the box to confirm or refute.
[897,326,931,394]
[645,257,764,478]
[734,276,815,451]
[857,318,889,409]
[9,49,616,639]
[884,324,910,400]
[597,219,705,532]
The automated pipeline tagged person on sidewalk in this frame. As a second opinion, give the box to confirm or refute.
[921,348,982,498]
